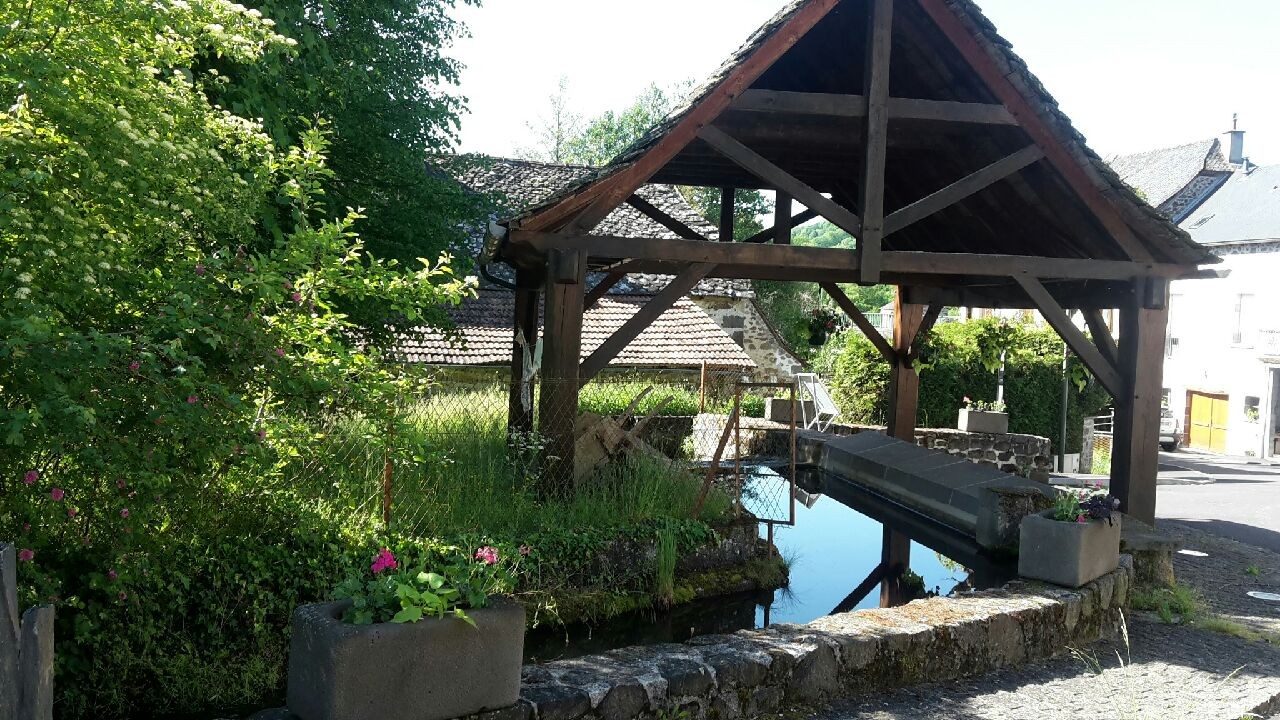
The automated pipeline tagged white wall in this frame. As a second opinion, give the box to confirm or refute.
[1164,242,1280,457]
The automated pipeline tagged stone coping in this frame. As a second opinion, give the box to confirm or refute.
[483,557,1133,720]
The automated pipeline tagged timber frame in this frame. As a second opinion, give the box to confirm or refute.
[485,0,1219,527]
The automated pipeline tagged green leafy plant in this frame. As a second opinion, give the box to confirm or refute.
[1051,486,1120,524]
[654,528,677,607]
[963,396,1007,413]
[334,545,521,626]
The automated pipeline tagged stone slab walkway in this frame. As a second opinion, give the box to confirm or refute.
[801,519,1280,720]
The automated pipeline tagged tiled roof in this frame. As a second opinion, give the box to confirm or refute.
[391,290,756,369]
[506,0,1217,267]
[442,156,753,298]
[1179,164,1280,246]
[1106,140,1231,213]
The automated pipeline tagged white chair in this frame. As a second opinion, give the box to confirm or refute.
[795,373,840,432]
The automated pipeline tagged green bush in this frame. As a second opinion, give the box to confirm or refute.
[815,318,1111,454]
[579,381,766,418]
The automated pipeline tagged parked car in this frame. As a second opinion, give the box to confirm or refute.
[1160,409,1181,452]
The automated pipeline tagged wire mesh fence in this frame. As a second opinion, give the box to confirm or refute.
[1085,413,1114,475]
[267,370,801,539]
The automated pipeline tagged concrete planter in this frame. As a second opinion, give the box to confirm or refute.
[957,408,1009,435]
[287,597,525,720]
[1018,510,1121,588]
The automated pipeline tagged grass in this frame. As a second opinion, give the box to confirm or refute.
[281,383,737,540]
[580,380,767,418]
[1132,582,1279,644]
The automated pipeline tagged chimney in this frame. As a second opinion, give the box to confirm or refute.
[1225,113,1247,165]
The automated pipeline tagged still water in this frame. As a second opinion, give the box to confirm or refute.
[525,465,1014,663]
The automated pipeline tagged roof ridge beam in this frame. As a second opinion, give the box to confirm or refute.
[884,144,1045,236]
[697,125,863,238]
[733,90,1017,125]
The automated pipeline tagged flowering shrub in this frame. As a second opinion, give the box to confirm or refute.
[333,545,521,625]
[1052,486,1120,525]
[963,396,1007,414]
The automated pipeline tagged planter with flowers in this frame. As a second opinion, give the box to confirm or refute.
[1018,487,1122,588]
[957,396,1009,434]
[286,545,526,720]
[808,307,840,346]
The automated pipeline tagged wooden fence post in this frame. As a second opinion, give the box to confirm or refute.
[3,542,55,720]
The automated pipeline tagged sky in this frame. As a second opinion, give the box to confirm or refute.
[451,0,1280,165]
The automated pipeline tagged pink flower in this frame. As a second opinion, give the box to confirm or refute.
[187,395,198,404]
[474,546,499,565]
[67,508,77,518]
[274,348,285,358]
[21,523,30,533]
[290,292,302,303]
[118,592,127,601]
[519,544,531,557]
[129,360,141,372]
[50,487,65,502]
[120,508,130,518]
[370,548,398,575]
[24,470,38,485]
[256,429,267,440]
[108,569,118,581]
[18,549,34,562]
[117,479,126,489]
[1076,514,1087,524]
[195,264,206,276]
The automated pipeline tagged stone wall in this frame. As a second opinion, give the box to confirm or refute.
[693,296,803,381]
[480,559,1133,720]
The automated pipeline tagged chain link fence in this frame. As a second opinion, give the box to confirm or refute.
[270,370,800,539]
[1081,413,1114,475]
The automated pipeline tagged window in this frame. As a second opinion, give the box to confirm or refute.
[1233,294,1255,347]
[1166,294,1182,358]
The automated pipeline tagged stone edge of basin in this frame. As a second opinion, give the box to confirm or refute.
[473,555,1132,720]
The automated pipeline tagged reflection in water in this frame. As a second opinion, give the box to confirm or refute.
[524,464,1015,664]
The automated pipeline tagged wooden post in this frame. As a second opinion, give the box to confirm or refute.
[883,289,923,608]
[1110,278,1170,524]
[2,543,18,720]
[774,192,793,245]
[3,543,54,720]
[859,0,894,284]
[507,270,540,437]
[537,249,587,496]
[719,187,736,243]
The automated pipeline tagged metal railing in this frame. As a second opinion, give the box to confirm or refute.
[1258,329,1280,356]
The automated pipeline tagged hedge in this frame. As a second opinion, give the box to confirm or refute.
[815,318,1112,454]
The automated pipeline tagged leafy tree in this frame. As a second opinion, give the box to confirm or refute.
[0,1,472,713]
[562,83,678,166]
[207,0,486,268]
[520,75,583,164]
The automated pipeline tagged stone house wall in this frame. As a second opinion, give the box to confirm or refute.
[693,296,804,381]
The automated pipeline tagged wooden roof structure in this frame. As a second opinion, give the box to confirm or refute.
[490,0,1218,527]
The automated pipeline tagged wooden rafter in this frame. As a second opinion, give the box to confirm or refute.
[579,263,717,382]
[859,0,895,284]
[732,90,1018,125]
[519,0,844,234]
[821,282,895,362]
[907,302,945,362]
[697,125,863,238]
[775,192,794,245]
[719,187,736,242]
[511,231,1197,282]
[584,272,626,311]
[915,0,1154,263]
[744,209,820,244]
[883,145,1045,236]
[624,195,709,241]
[1082,308,1119,368]
[1015,275,1123,397]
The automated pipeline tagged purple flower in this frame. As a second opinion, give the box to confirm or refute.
[23,470,38,485]
[474,546,499,565]
[50,487,65,502]
[370,548,398,574]
[1076,514,1087,524]
[108,569,118,581]
[67,508,77,518]
[256,429,267,440]
[187,395,198,404]
[129,360,141,373]
[18,549,33,562]
[290,292,302,303]
[21,523,30,533]
[120,508,130,518]
[274,348,285,358]
[117,479,126,489]
[195,264,206,276]
[118,591,127,601]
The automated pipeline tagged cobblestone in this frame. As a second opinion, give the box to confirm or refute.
[1161,520,1280,636]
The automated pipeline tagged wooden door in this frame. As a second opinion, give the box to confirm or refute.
[1188,392,1229,453]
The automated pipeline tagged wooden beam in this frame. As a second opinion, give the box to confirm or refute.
[859,0,895,284]
[521,0,843,234]
[744,209,820,244]
[1110,279,1169,523]
[774,192,794,245]
[537,249,587,496]
[832,561,893,614]
[1015,275,1123,397]
[507,272,540,436]
[584,271,626,311]
[821,282,895,362]
[733,89,1017,125]
[719,187,736,243]
[625,195,709,241]
[915,0,1154,263]
[1082,308,1119,369]
[579,263,717,382]
[907,302,945,362]
[697,125,863,238]
[883,145,1045,236]
[511,230,1197,281]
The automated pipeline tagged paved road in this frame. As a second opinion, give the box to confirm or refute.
[1157,450,1280,552]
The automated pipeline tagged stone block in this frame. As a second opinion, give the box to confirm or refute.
[784,643,839,702]
[702,647,769,688]
[1018,511,1121,588]
[286,599,525,720]
[746,686,783,715]
[657,657,714,697]
[958,409,1009,434]
[523,684,591,720]
[598,681,648,720]
[976,485,1052,550]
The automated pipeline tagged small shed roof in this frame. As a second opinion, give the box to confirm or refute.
[391,290,756,369]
